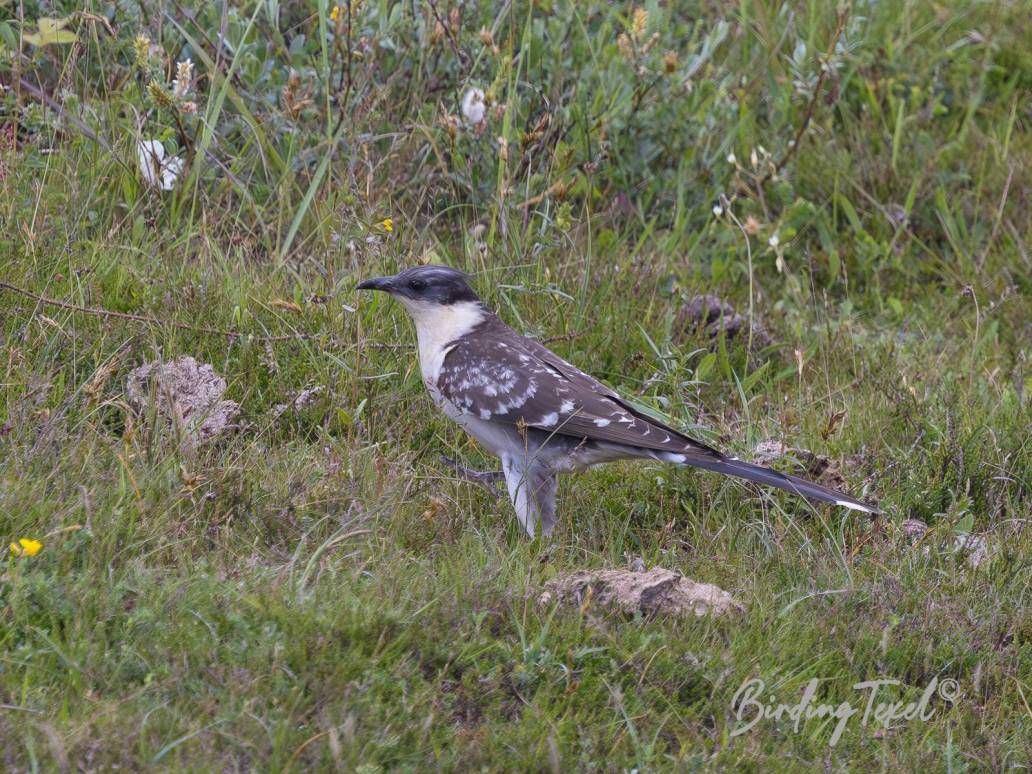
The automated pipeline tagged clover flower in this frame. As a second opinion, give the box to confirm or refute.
[138,139,184,191]
[461,88,486,125]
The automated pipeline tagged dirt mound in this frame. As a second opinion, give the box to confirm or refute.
[539,567,742,618]
[127,356,239,442]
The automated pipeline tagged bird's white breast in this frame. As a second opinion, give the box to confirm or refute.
[398,299,486,383]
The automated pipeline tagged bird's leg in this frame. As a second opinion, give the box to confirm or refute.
[440,454,505,497]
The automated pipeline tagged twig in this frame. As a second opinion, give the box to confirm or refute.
[757,7,849,188]
[0,281,407,350]
[1,282,581,352]
[17,77,114,154]
[720,194,755,356]
[518,177,575,209]
[425,0,468,69]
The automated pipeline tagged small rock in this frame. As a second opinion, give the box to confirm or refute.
[902,519,929,541]
[539,567,743,618]
[126,356,240,442]
[676,294,772,348]
[918,532,991,569]
[272,386,326,418]
[953,533,990,569]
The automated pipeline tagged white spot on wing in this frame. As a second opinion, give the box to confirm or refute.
[539,412,558,426]
[560,400,575,413]
[836,498,875,513]
[594,418,611,427]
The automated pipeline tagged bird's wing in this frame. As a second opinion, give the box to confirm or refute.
[436,331,720,460]
[437,328,878,514]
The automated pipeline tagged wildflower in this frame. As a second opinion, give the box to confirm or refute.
[768,232,780,248]
[663,50,678,73]
[180,101,198,114]
[9,538,43,557]
[726,152,736,165]
[750,148,758,168]
[137,139,184,191]
[461,87,486,125]
[632,7,648,39]
[712,203,723,218]
[381,217,394,233]
[330,4,342,22]
[744,215,761,236]
[171,58,193,99]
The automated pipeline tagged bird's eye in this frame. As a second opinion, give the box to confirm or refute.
[408,279,427,292]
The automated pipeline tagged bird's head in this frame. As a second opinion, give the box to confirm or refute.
[357,265,481,317]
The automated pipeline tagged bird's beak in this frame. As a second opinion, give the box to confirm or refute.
[356,275,395,293]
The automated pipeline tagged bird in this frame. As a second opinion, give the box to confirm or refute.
[358,265,877,537]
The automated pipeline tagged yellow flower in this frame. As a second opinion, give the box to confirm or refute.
[381,217,394,233]
[9,538,43,557]
[330,5,342,22]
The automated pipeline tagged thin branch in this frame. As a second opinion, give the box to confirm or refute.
[0,281,407,349]
[757,7,849,188]
[1,282,581,350]
[425,0,469,69]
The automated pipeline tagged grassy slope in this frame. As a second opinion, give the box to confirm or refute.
[2,0,1030,770]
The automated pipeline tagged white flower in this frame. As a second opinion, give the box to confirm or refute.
[726,152,736,164]
[138,139,184,191]
[750,148,758,168]
[172,58,193,99]
[768,232,780,248]
[461,87,486,125]
[712,203,723,217]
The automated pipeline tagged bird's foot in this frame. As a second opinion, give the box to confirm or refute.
[440,454,505,497]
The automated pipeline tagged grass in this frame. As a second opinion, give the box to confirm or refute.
[1,0,1030,769]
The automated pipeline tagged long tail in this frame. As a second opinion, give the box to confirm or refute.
[660,452,878,514]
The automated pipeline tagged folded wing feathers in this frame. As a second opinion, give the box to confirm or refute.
[437,325,877,513]
[438,331,719,459]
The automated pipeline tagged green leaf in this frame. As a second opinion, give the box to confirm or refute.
[695,352,716,382]
[954,511,974,535]
[24,16,77,46]
[0,21,17,50]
